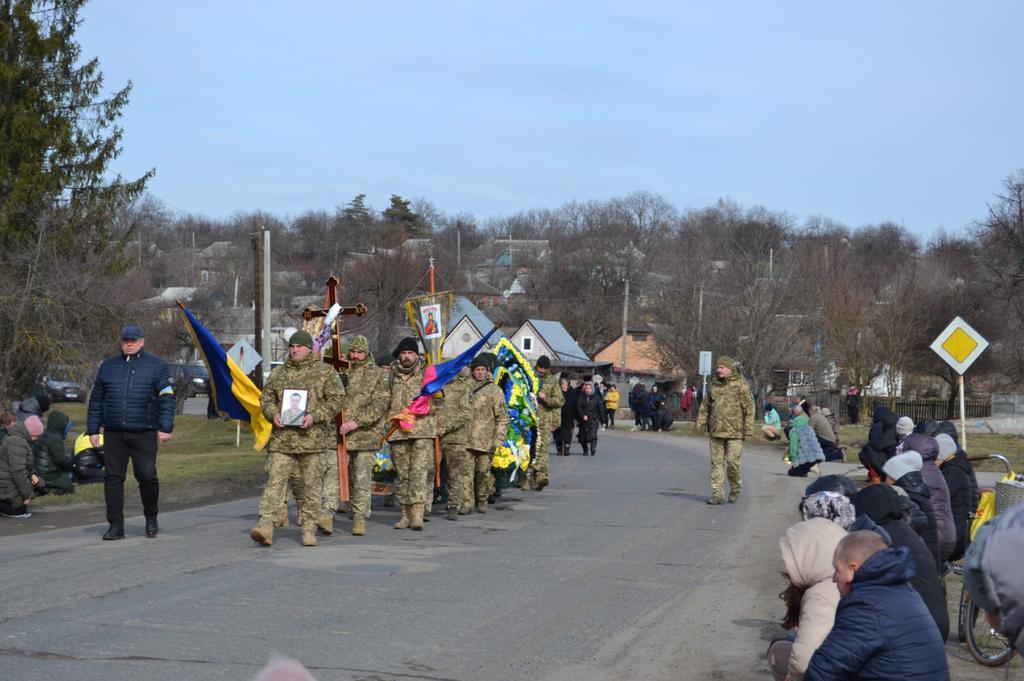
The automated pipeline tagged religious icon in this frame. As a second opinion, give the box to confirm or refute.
[280,389,309,426]
[420,303,441,339]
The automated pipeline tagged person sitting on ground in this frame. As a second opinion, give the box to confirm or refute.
[786,411,824,477]
[900,432,954,562]
[804,474,857,499]
[820,408,840,445]
[883,451,941,573]
[11,396,45,423]
[0,415,45,518]
[72,431,106,483]
[799,491,855,530]
[963,503,1024,661]
[763,402,782,440]
[783,402,803,441]
[857,405,899,482]
[850,484,949,640]
[768,517,848,681]
[893,416,914,453]
[804,474,892,540]
[808,406,842,462]
[803,531,950,681]
[935,430,978,561]
[33,411,74,494]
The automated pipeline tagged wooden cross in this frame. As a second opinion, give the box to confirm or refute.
[302,274,367,505]
[302,275,367,371]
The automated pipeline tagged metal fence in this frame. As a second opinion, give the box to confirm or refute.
[767,392,991,424]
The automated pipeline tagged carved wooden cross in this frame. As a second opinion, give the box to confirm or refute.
[302,274,367,505]
[302,275,367,371]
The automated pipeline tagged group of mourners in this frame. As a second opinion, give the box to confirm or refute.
[627,382,677,431]
[762,400,845,478]
[0,394,106,519]
[248,331,603,547]
[553,376,619,456]
[767,415,1024,680]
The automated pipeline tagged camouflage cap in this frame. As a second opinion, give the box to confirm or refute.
[716,356,736,370]
[289,330,314,348]
[349,335,370,352]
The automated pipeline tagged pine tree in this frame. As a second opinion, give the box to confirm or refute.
[0,0,152,247]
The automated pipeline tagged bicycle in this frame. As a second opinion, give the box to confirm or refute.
[955,453,1022,667]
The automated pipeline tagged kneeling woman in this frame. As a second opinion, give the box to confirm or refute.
[575,382,602,456]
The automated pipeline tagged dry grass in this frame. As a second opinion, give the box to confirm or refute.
[32,403,267,508]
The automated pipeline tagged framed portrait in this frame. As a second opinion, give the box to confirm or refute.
[420,303,442,340]
[280,389,309,427]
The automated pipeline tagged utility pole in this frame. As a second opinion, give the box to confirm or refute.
[619,278,629,386]
[253,223,263,388]
[262,227,272,382]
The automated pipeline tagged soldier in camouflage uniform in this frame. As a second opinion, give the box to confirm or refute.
[386,337,435,531]
[250,330,345,547]
[695,356,754,505]
[436,364,473,519]
[466,354,509,513]
[336,335,389,536]
[525,355,563,491]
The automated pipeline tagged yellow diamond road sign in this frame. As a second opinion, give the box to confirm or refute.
[930,316,989,375]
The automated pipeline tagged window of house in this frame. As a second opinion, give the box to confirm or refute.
[521,337,533,352]
[631,333,648,342]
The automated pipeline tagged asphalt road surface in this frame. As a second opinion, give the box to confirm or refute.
[0,431,1009,680]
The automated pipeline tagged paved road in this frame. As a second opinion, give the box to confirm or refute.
[0,431,1013,680]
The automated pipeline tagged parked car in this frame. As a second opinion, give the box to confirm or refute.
[37,375,88,403]
[170,363,210,398]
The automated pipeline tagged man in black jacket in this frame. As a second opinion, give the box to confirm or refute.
[87,324,175,540]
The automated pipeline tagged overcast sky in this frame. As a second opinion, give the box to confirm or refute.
[79,1,1024,237]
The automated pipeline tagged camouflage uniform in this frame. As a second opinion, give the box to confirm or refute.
[436,370,473,514]
[696,369,754,503]
[339,336,389,525]
[466,376,510,509]
[255,354,345,536]
[387,358,436,508]
[529,369,564,489]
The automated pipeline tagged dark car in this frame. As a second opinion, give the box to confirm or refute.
[170,363,210,398]
[38,375,88,403]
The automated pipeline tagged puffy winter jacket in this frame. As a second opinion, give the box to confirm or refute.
[34,411,74,492]
[851,484,949,641]
[0,422,36,503]
[893,472,941,573]
[902,433,955,560]
[779,518,847,681]
[981,504,1024,654]
[936,421,979,561]
[87,350,175,434]
[804,546,950,681]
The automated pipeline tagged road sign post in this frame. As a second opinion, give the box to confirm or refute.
[929,316,989,449]
[698,351,713,409]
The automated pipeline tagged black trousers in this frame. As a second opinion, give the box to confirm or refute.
[103,430,159,525]
[0,498,29,516]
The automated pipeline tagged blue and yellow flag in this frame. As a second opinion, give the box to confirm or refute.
[177,303,272,450]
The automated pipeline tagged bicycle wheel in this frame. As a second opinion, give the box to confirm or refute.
[965,597,1014,667]
[957,584,969,643]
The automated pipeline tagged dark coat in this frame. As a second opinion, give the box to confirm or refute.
[575,391,602,442]
[0,422,35,503]
[858,406,899,476]
[558,385,578,438]
[628,384,647,413]
[804,546,949,681]
[936,422,979,561]
[893,472,941,573]
[901,433,955,560]
[34,411,74,492]
[851,484,949,641]
[87,349,175,434]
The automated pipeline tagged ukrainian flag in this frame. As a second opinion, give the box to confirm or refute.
[177,303,272,450]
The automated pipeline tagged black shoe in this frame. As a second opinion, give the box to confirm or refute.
[103,524,125,541]
[145,517,159,538]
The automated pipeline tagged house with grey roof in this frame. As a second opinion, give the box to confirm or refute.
[442,296,506,359]
[509,320,609,374]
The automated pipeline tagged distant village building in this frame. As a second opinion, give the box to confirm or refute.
[197,241,237,288]
[593,324,682,382]
[509,319,610,376]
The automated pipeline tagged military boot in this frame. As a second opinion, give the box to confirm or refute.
[409,503,425,531]
[352,517,366,536]
[535,476,549,491]
[318,514,334,535]
[274,504,289,528]
[728,487,741,503]
[520,475,533,491]
[590,444,596,456]
[301,528,317,546]
[475,500,488,514]
[447,506,458,520]
[250,521,274,546]
[706,495,725,505]
[394,505,411,529]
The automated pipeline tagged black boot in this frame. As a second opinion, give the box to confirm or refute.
[590,443,596,456]
[102,524,125,541]
[145,516,159,538]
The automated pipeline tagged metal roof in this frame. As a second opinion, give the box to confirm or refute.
[526,319,590,362]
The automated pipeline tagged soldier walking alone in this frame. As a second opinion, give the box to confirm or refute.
[696,356,754,505]
[250,330,345,547]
